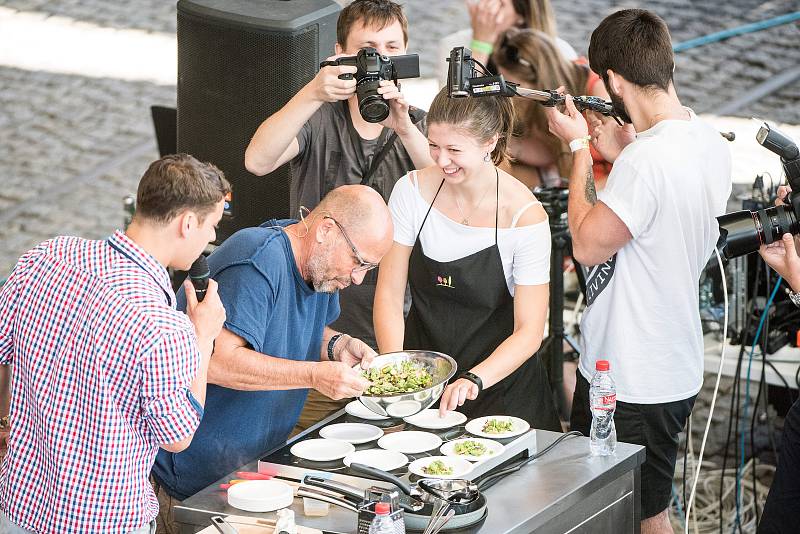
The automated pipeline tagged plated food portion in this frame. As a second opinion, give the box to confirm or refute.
[465,416,530,439]
[440,438,504,462]
[408,455,473,479]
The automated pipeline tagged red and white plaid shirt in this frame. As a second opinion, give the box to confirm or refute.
[0,231,203,533]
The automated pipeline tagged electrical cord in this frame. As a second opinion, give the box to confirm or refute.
[685,248,728,533]
[674,456,773,532]
[739,274,782,528]
[475,431,582,491]
[720,284,756,534]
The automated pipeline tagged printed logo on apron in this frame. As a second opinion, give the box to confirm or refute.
[436,274,454,288]
[585,254,617,306]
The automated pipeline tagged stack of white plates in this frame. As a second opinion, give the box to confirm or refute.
[227,480,294,512]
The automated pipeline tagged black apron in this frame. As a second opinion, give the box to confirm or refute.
[404,175,561,431]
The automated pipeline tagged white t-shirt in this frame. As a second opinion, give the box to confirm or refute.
[437,29,579,86]
[389,172,550,294]
[579,110,732,404]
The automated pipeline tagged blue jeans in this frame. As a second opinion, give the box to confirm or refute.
[0,509,156,534]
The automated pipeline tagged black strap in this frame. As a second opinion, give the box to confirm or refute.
[415,176,446,243]
[341,101,425,190]
[107,240,173,306]
[342,101,394,188]
[415,166,499,242]
[494,166,499,245]
[459,371,484,394]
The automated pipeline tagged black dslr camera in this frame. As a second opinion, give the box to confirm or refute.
[446,46,624,124]
[717,123,800,259]
[321,47,420,123]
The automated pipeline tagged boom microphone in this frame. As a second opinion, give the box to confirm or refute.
[188,255,210,302]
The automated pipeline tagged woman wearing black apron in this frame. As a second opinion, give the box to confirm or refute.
[374,88,560,431]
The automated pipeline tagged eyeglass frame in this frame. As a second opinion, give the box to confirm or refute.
[323,216,380,274]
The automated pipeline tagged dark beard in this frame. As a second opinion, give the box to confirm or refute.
[609,87,633,125]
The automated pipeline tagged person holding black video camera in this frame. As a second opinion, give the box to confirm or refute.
[545,9,731,534]
[245,0,432,429]
[757,188,800,533]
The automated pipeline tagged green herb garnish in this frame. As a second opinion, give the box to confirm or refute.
[482,418,514,434]
[423,460,453,476]
[454,440,488,456]
[362,361,434,395]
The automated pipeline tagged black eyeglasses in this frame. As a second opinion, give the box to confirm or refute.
[324,216,380,274]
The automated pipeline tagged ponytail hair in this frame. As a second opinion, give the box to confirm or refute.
[427,87,515,166]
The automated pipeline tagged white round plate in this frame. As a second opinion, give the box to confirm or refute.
[377,431,443,454]
[319,423,384,444]
[343,449,409,471]
[440,437,504,461]
[465,416,530,439]
[290,438,355,462]
[403,409,467,430]
[227,480,294,512]
[408,455,474,479]
[345,400,389,421]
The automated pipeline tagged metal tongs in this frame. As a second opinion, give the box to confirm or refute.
[422,501,455,534]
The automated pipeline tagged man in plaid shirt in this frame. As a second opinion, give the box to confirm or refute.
[0,154,229,534]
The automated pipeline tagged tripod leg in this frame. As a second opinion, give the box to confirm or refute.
[546,232,570,421]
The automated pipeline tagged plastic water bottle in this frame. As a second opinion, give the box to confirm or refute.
[589,359,617,456]
[368,502,395,534]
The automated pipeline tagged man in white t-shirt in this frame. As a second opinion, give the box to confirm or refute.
[545,9,731,534]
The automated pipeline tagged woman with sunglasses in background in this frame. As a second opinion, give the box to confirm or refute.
[438,0,577,85]
[374,88,561,430]
[493,28,613,189]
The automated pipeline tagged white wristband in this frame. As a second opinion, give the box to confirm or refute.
[569,136,591,152]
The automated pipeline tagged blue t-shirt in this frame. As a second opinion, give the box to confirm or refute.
[152,220,340,499]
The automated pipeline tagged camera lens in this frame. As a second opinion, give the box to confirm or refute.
[356,80,389,123]
[717,204,798,259]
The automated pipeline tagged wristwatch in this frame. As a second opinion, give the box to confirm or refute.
[459,371,484,394]
[327,334,346,361]
[789,289,800,308]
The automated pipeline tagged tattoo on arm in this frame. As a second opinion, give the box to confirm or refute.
[584,166,597,205]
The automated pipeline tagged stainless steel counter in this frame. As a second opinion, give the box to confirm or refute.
[174,424,645,534]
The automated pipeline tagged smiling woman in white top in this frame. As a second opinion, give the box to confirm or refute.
[374,87,561,431]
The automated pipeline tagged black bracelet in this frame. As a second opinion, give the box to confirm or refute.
[459,371,483,394]
[327,333,345,362]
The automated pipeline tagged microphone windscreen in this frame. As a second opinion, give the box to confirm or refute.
[188,255,210,301]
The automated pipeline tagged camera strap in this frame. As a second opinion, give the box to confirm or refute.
[342,101,395,189]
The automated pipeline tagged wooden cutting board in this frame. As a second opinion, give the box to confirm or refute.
[196,514,323,534]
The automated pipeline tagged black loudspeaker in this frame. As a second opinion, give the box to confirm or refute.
[177,0,340,242]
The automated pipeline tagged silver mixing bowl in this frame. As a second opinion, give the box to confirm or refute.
[356,350,457,418]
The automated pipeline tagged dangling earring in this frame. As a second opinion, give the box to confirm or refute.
[483,152,491,162]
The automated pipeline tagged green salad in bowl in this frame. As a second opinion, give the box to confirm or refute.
[361,360,434,395]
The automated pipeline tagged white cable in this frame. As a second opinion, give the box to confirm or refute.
[684,248,728,534]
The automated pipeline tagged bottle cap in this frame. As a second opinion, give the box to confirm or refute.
[375,502,391,515]
[595,360,610,371]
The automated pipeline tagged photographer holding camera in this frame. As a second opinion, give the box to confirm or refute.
[757,188,800,533]
[245,0,431,428]
[545,9,731,534]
